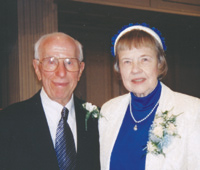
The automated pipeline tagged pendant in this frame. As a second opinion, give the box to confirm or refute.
[133,124,137,131]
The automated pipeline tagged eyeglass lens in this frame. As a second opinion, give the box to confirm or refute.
[41,57,80,72]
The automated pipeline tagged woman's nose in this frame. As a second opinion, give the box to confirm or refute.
[130,62,142,73]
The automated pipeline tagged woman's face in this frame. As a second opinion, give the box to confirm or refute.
[118,46,160,97]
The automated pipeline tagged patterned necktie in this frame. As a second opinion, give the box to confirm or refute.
[55,107,77,170]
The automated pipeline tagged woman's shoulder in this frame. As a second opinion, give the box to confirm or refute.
[101,93,130,109]
[175,92,200,103]
[161,83,200,114]
[162,83,200,104]
[99,93,130,130]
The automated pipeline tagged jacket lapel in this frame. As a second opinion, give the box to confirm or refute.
[28,92,59,170]
[100,94,130,170]
[73,97,100,170]
[74,96,86,154]
[145,83,175,170]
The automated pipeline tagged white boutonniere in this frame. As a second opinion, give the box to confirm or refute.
[146,108,182,156]
[82,102,100,131]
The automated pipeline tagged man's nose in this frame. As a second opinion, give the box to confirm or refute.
[55,61,67,77]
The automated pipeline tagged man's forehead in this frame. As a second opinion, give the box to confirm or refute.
[38,36,78,58]
[41,35,76,49]
[44,35,74,45]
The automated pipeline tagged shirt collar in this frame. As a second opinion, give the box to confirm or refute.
[40,87,75,118]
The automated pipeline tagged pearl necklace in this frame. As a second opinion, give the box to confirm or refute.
[129,98,159,131]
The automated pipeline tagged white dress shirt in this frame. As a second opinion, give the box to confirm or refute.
[40,88,77,150]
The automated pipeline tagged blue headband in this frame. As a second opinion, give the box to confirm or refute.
[111,23,167,57]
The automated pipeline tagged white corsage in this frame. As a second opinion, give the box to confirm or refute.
[146,108,182,156]
[82,102,100,131]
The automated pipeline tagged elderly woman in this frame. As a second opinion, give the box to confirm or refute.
[99,23,200,170]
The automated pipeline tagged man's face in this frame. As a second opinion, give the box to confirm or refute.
[33,35,85,106]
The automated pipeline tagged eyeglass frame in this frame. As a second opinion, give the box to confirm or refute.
[35,56,83,72]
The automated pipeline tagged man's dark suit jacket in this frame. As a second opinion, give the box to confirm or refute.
[0,91,100,170]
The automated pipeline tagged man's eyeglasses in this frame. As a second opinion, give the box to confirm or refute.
[37,56,81,72]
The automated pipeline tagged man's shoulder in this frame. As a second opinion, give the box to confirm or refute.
[0,91,41,118]
[73,96,86,112]
[74,96,100,115]
[74,96,85,105]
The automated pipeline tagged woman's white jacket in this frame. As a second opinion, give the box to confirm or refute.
[99,83,200,170]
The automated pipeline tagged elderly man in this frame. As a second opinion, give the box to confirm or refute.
[0,33,100,170]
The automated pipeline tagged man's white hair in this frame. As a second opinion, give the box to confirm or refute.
[34,32,83,61]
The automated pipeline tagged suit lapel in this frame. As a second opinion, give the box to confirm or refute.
[28,92,59,170]
[73,96,100,170]
[74,96,86,154]
[145,83,175,170]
